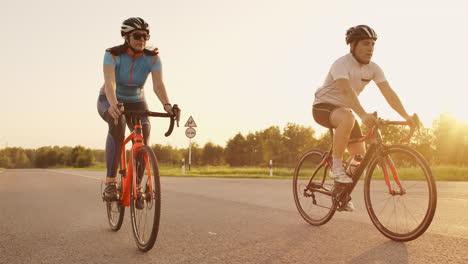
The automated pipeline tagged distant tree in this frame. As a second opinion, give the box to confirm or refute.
[70,146,94,167]
[34,146,60,168]
[5,147,31,168]
[93,149,105,163]
[225,133,248,166]
[315,131,332,151]
[25,149,36,166]
[0,150,11,168]
[151,144,183,165]
[259,126,282,165]
[57,146,73,166]
[201,142,224,165]
[281,123,317,166]
[411,127,436,165]
[244,133,263,166]
[378,125,409,145]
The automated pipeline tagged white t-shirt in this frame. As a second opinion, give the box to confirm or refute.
[313,53,387,108]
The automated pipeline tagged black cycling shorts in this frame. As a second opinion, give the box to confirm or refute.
[312,103,362,140]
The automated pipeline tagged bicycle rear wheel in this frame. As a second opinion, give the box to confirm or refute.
[106,174,125,231]
[364,145,437,241]
[130,146,161,252]
[293,149,336,225]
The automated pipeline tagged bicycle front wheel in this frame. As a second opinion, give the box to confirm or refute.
[364,145,437,242]
[293,149,336,225]
[106,173,125,231]
[130,146,161,252]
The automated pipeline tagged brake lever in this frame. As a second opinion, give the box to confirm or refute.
[173,104,180,127]
[400,113,421,143]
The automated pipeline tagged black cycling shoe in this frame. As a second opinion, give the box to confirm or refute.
[103,182,119,201]
[135,188,145,210]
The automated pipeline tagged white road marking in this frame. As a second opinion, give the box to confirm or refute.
[47,170,103,181]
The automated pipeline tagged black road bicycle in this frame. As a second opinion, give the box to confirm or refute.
[292,114,437,242]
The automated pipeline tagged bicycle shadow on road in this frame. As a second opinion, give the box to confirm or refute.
[346,241,408,264]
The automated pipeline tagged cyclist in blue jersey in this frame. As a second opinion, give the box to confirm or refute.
[97,17,177,200]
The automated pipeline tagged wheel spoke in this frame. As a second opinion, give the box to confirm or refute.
[376,195,392,216]
[401,197,421,226]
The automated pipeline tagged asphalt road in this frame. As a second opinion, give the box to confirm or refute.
[0,169,467,264]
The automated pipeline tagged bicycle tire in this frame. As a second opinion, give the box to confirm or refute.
[106,173,125,231]
[364,145,437,242]
[130,146,161,251]
[293,149,336,225]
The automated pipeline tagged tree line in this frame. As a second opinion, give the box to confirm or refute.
[1,113,467,169]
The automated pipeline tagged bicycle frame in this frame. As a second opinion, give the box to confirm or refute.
[119,122,154,207]
[309,120,413,197]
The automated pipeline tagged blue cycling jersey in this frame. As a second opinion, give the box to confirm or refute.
[100,49,162,102]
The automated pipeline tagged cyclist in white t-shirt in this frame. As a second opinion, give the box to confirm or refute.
[313,25,415,186]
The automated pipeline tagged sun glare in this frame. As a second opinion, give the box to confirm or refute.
[442,105,468,123]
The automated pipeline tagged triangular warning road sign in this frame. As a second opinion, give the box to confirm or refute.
[184,116,197,127]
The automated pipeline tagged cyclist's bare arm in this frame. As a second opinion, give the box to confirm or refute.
[151,70,173,115]
[335,78,376,126]
[376,81,411,120]
[103,65,122,119]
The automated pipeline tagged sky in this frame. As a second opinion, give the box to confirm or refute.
[1,0,467,150]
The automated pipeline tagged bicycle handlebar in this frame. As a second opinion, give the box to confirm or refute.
[121,104,180,137]
[349,113,421,144]
[378,113,420,143]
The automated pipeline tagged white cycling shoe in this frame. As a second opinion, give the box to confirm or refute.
[330,166,353,184]
[343,201,355,212]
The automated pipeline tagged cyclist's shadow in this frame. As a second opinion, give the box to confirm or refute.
[347,241,408,264]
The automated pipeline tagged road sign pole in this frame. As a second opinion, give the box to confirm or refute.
[189,138,192,171]
[181,158,185,175]
[184,116,196,171]
[269,160,273,176]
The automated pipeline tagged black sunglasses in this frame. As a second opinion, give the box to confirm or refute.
[131,33,150,41]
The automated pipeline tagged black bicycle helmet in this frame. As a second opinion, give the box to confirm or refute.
[121,17,149,37]
[345,25,377,44]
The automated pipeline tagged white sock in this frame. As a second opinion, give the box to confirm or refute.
[333,158,343,170]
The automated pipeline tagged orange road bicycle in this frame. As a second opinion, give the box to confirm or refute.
[292,114,437,242]
[103,105,180,251]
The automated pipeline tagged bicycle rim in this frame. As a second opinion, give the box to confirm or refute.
[106,174,125,231]
[130,146,161,251]
[364,145,437,241]
[293,149,336,225]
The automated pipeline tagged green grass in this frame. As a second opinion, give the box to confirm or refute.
[158,165,294,179]
[65,162,468,181]
[432,166,468,181]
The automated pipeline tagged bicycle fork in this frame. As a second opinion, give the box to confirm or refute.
[379,156,406,195]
